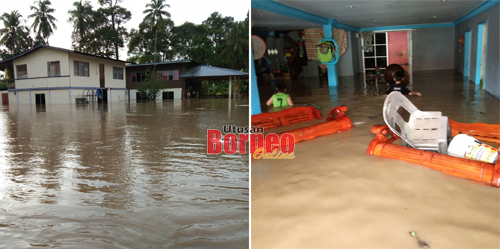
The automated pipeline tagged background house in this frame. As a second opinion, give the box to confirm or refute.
[0,44,127,105]
[126,60,249,101]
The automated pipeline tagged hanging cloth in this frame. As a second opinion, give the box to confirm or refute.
[361,31,374,52]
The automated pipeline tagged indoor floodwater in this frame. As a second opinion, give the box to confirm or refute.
[0,98,249,248]
[252,70,500,248]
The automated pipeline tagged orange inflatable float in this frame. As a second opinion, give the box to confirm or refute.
[251,106,354,153]
[367,122,500,187]
[251,106,322,130]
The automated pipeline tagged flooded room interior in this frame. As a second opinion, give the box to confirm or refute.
[251,0,499,248]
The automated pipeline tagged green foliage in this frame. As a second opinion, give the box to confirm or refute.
[0,11,35,58]
[201,80,248,97]
[67,0,131,60]
[137,68,165,101]
[29,0,57,44]
[126,10,249,71]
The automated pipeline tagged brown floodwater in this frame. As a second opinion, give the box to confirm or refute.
[252,70,500,248]
[0,98,249,248]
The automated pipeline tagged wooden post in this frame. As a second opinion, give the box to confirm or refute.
[237,77,240,98]
[229,76,232,99]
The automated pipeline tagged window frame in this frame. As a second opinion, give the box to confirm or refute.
[74,61,90,77]
[47,61,61,77]
[113,67,124,80]
[16,64,28,79]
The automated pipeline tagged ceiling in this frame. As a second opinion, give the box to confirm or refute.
[252,0,486,31]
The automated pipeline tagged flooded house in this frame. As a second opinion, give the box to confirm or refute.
[126,60,249,101]
[0,44,127,105]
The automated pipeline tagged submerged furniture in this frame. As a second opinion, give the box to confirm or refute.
[369,93,500,187]
[367,124,500,187]
[383,92,449,153]
[250,106,354,153]
[251,106,322,130]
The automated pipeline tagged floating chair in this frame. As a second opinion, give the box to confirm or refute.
[383,92,449,153]
[251,106,354,153]
[368,94,500,187]
[367,125,500,187]
[251,106,322,130]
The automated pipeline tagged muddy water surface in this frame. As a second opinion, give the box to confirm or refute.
[0,98,248,248]
[252,70,500,248]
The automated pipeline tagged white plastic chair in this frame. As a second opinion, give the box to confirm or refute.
[383,92,450,153]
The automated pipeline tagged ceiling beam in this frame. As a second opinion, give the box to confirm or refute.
[360,23,454,32]
[454,0,499,25]
[252,0,359,32]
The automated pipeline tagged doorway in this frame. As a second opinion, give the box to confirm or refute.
[2,93,8,105]
[99,64,105,88]
[35,94,46,105]
[463,30,472,77]
[475,22,487,85]
[162,91,174,100]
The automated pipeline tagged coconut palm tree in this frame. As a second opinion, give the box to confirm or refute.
[29,0,57,45]
[68,0,93,50]
[0,11,30,54]
[222,21,248,70]
[143,0,171,56]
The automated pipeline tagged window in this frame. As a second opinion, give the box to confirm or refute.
[159,70,180,81]
[132,72,147,82]
[113,67,123,80]
[74,61,89,76]
[16,64,27,79]
[47,61,61,77]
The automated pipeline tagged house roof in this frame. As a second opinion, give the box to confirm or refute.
[181,65,249,79]
[125,60,197,67]
[0,44,127,70]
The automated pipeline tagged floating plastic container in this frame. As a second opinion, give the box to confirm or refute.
[448,134,498,163]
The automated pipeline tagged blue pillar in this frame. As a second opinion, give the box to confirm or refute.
[323,23,338,86]
[251,51,262,115]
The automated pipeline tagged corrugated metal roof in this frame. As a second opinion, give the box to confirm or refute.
[181,65,249,78]
[126,60,195,67]
[0,44,128,68]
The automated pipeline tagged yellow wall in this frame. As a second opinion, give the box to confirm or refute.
[68,53,126,88]
[14,47,69,79]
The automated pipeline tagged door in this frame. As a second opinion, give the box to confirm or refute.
[1,93,8,105]
[387,31,408,71]
[463,30,472,77]
[475,22,487,85]
[99,64,105,87]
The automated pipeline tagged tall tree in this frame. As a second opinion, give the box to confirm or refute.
[68,0,93,51]
[222,20,248,70]
[0,11,33,57]
[143,0,171,56]
[202,12,234,67]
[29,0,57,44]
[128,17,174,63]
[97,0,131,60]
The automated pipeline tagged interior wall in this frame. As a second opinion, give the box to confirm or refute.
[351,32,361,75]
[455,4,499,99]
[412,27,455,71]
[337,31,354,76]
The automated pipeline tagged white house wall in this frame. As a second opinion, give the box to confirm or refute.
[68,53,101,88]
[14,48,70,78]
[13,48,70,89]
[8,48,127,105]
[67,53,126,89]
[109,89,127,102]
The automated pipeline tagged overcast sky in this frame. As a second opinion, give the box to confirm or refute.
[1,0,249,60]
